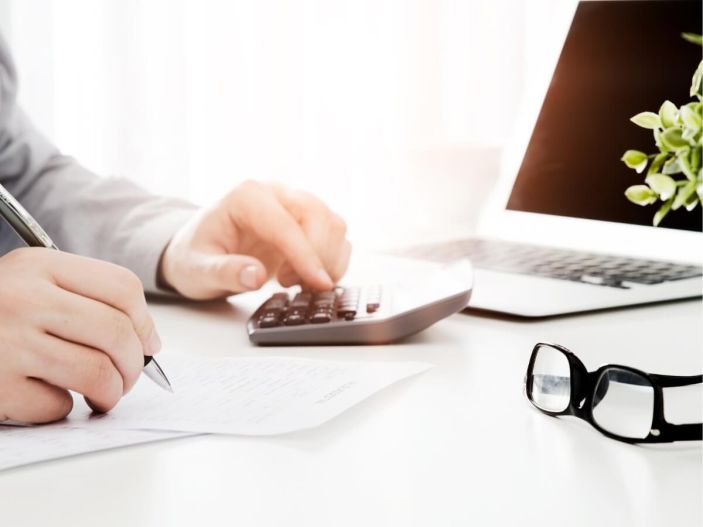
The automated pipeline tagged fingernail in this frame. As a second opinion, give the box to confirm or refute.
[240,265,260,290]
[318,268,333,288]
[146,329,162,356]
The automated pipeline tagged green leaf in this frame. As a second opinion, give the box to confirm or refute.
[647,152,669,175]
[659,100,678,128]
[625,185,657,206]
[672,180,697,210]
[654,129,669,152]
[692,147,701,173]
[682,33,703,46]
[630,112,661,130]
[680,103,702,130]
[621,149,648,172]
[691,61,703,98]
[682,127,697,143]
[697,181,703,202]
[662,156,682,175]
[679,151,696,180]
[684,193,699,211]
[653,197,674,226]
[660,128,689,151]
[645,173,677,200]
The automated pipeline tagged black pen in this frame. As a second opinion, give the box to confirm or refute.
[0,182,173,392]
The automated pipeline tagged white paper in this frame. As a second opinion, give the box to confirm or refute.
[0,425,190,471]
[64,354,433,435]
[0,355,431,470]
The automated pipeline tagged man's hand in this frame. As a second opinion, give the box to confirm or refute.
[159,181,351,300]
[0,248,161,423]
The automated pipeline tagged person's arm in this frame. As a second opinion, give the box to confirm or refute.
[0,34,172,423]
[0,37,197,294]
[0,33,350,425]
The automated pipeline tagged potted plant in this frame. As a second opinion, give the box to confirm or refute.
[621,33,702,226]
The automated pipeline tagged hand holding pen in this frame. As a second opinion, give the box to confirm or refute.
[0,183,171,424]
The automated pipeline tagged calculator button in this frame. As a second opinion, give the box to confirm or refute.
[310,311,332,323]
[284,314,306,325]
[261,309,284,319]
[340,287,360,299]
[262,298,287,313]
[271,292,289,301]
[291,293,312,308]
[316,291,336,301]
[366,303,380,313]
[259,315,281,328]
[366,285,381,313]
[313,298,335,309]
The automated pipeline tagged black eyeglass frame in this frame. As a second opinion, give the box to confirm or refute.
[525,342,703,444]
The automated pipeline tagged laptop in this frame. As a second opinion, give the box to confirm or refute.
[400,0,703,317]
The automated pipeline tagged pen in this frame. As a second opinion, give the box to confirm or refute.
[0,182,173,392]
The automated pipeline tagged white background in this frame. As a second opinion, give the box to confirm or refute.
[0,0,576,246]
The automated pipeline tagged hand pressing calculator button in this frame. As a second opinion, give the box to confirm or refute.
[247,262,473,345]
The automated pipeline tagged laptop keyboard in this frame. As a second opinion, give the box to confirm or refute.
[399,239,702,289]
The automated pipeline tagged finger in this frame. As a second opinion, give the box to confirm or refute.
[232,190,333,290]
[1,378,73,424]
[329,239,352,282]
[320,215,349,282]
[275,211,348,286]
[25,333,124,413]
[45,251,161,356]
[276,262,300,288]
[272,186,326,224]
[190,252,267,296]
[40,288,144,393]
[277,239,350,287]
[303,216,338,270]
[276,188,349,281]
[278,189,335,257]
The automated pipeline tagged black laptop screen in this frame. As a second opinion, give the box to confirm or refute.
[506,0,702,232]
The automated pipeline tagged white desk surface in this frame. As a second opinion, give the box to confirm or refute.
[0,288,700,526]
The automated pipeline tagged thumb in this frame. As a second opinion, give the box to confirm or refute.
[200,253,267,295]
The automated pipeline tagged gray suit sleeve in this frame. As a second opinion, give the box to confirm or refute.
[0,34,197,294]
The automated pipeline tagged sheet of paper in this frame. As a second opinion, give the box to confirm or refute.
[64,354,433,435]
[0,425,190,471]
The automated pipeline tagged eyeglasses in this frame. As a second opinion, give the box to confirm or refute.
[524,343,702,443]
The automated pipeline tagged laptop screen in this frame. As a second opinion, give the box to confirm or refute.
[506,0,702,233]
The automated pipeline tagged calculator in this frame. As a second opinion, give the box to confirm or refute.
[247,261,473,345]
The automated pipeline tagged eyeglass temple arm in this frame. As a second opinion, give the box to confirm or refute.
[645,374,702,441]
[668,422,703,441]
[649,374,703,388]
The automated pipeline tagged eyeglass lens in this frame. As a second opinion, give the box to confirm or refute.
[530,345,571,412]
[592,368,655,439]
